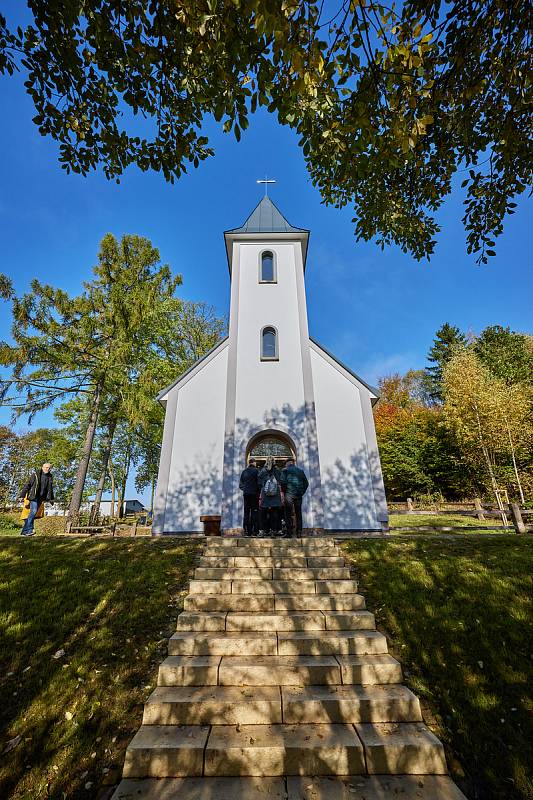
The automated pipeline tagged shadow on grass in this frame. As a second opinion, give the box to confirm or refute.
[0,537,198,799]
[342,537,533,800]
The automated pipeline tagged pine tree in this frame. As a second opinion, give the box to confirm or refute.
[426,323,467,402]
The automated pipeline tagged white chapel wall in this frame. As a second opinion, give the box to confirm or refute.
[310,348,380,530]
[228,241,314,527]
[163,346,228,532]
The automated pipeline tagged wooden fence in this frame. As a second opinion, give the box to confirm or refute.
[389,498,531,535]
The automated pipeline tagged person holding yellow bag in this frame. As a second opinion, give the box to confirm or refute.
[19,463,54,537]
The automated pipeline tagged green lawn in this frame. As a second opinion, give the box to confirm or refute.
[389,512,507,533]
[342,537,533,800]
[0,537,198,800]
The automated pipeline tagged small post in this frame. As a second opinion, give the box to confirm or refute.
[407,497,414,513]
[510,503,527,534]
[111,522,116,538]
[133,519,138,537]
[474,498,485,521]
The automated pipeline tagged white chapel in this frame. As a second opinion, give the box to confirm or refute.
[152,196,388,534]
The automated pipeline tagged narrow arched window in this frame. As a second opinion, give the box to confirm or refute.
[260,251,275,283]
[261,326,278,360]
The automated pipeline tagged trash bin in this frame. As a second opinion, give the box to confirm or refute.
[200,515,222,536]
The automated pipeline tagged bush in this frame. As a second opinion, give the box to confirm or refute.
[34,516,68,535]
[0,512,19,532]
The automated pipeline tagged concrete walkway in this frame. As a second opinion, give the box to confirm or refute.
[111,537,467,799]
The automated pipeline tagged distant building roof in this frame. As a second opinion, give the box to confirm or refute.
[226,196,308,234]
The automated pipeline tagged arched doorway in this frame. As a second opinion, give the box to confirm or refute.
[246,431,296,469]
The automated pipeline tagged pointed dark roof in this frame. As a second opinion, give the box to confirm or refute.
[226,196,307,234]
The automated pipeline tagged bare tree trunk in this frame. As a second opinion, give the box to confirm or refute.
[69,382,103,518]
[109,459,116,518]
[90,418,117,522]
[473,404,508,526]
[504,415,525,505]
[150,477,156,516]
[117,442,131,519]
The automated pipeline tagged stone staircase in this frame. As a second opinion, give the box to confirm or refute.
[112,537,467,799]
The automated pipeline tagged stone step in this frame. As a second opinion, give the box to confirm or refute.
[274,567,351,580]
[198,556,347,568]
[188,579,359,596]
[112,776,287,800]
[169,631,278,656]
[225,611,374,632]
[355,722,448,774]
[177,612,227,632]
[226,612,326,632]
[175,610,376,633]
[281,685,422,724]
[324,611,375,630]
[123,722,446,779]
[337,654,403,685]
[158,656,221,686]
[274,594,366,611]
[122,725,210,777]
[156,654,402,688]
[184,593,367,613]
[143,685,282,725]
[277,631,388,656]
[288,776,469,799]
[204,723,365,776]
[195,568,274,580]
[168,630,387,658]
[204,537,336,548]
[218,655,343,686]
[113,775,468,800]
[194,567,351,581]
[204,548,341,559]
[184,594,278,612]
[204,543,341,553]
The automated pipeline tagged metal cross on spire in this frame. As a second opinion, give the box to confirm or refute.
[257,175,276,196]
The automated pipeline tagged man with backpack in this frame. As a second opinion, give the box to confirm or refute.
[258,457,283,536]
[280,458,309,537]
[239,457,260,536]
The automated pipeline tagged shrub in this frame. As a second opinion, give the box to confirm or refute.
[0,512,19,532]
[34,516,68,535]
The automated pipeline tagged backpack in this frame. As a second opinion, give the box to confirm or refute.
[264,475,278,497]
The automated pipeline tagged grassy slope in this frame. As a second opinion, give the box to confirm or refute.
[342,537,533,800]
[0,537,198,800]
[389,513,501,531]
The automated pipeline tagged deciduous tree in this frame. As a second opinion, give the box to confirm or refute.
[442,349,531,504]
[1,1,530,262]
[0,233,181,515]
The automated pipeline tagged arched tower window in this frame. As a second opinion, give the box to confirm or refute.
[259,250,276,283]
[261,326,278,361]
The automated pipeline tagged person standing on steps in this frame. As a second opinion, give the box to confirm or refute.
[18,462,54,537]
[280,458,309,538]
[239,457,260,536]
[258,456,283,536]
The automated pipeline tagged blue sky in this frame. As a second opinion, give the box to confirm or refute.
[1,16,531,501]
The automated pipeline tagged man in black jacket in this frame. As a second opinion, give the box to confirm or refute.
[239,457,259,536]
[19,463,54,537]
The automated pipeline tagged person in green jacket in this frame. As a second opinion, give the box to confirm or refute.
[280,458,309,537]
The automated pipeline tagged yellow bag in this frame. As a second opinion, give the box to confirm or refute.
[20,495,45,521]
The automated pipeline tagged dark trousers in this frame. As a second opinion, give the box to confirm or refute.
[260,507,281,533]
[242,494,259,535]
[284,495,303,536]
